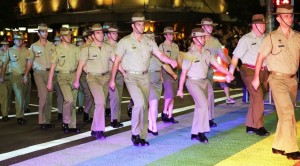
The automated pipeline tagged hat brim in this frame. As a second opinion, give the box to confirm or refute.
[60,31,73,36]
[270,12,300,15]
[38,28,49,31]
[161,32,179,35]
[248,21,269,26]
[196,23,218,26]
[126,20,151,23]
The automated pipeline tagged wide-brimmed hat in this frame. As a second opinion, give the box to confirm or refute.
[90,23,103,32]
[60,27,72,36]
[271,4,299,15]
[249,14,267,25]
[144,30,158,40]
[1,40,9,45]
[82,29,91,37]
[161,27,178,34]
[190,28,206,38]
[107,25,119,32]
[128,13,150,23]
[196,18,218,26]
[13,33,24,40]
[37,23,48,31]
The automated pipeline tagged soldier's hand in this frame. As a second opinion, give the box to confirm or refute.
[73,81,80,89]
[225,73,234,83]
[109,79,115,91]
[172,74,178,80]
[0,77,4,84]
[170,60,178,69]
[47,82,53,91]
[252,78,260,91]
[23,75,28,85]
[177,90,184,98]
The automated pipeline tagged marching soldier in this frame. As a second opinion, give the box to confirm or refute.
[198,18,230,127]
[53,35,64,121]
[146,31,162,136]
[0,40,12,121]
[106,25,125,128]
[74,23,111,139]
[229,14,270,136]
[109,13,177,146]
[252,4,300,160]
[28,23,55,129]
[177,28,234,143]
[1,33,33,125]
[47,27,80,133]
[159,27,180,124]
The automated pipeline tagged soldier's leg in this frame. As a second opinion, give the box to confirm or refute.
[11,75,25,121]
[34,71,49,124]
[270,75,298,153]
[0,83,8,118]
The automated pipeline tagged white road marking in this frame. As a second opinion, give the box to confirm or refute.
[0,93,243,161]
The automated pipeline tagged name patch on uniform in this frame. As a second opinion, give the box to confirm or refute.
[61,56,65,58]
[132,46,136,49]
[278,45,284,48]
[251,43,256,45]
[93,55,97,57]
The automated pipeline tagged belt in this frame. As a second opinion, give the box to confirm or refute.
[188,77,206,80]
[243,64,267,70]
[126,71,148,75]
[11,73,25,76]
[34,68,50,71]
[149,70,161,73]
[88,71,109,76]
[271,71,296,78]
[57,70,76,74]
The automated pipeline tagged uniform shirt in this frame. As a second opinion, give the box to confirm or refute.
[159,41,179,61]
[203,36,222,58]
[3,46,33,74]
[115,33,159,72]
[182,44,216,79]
[29,40,55,70]
[0,50,11,75]
[233,31,266,66]
[149,54,162,72]
[79,42,112,74]
[259,28,300,74]
[50,43,79,72]
[105,41,117,71]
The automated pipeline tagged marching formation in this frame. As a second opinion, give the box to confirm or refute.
[0,4,300,161]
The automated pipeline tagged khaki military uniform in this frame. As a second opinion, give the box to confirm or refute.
[0,51,12,117]
[183,45,215,134]
[3,46,33,118]
[204,37,223,120]
[259,28,300,153]
[30,40,55,124]
[107,41,124,122]
[159,42,179,99]
[78,43,95,119]
[233,31,269,129]
[115,33,159,139]
[80,42,112,131]
[51,44,79,128]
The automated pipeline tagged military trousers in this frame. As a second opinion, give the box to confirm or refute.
[240,65,269,128]
[109,72,124,121]
[80,73,95,118]
[10,74,26,118]
[57,73,78,128]
[207,68,215,120]
[124,73,150,139]
[54,73,63,114]
[87,74,109,131]
[186,78,210,134]
[269,73,299,153]
[34,70,53,124]
[0,77,12,116]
